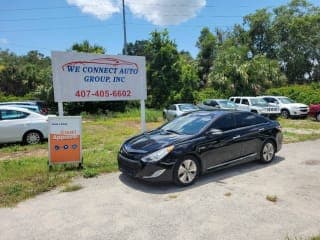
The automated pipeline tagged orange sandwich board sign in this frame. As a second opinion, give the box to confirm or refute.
[48,116,82,167]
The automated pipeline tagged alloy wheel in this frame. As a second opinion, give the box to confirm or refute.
[262,142,275,162]
[178,159,198,184]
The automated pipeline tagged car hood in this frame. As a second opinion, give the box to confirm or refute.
[125,130,190,153]
[286,103,308,108]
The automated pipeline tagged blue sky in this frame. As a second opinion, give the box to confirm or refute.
[0,0,319,58]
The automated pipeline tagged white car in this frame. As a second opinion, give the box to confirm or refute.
[229,96,280,119]
[261,96,309,119]
[0,106,48,145]
[163,103,199,121]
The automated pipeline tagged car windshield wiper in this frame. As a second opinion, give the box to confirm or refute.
[165,129,181,135]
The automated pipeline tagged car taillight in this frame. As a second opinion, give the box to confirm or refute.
[276,125,282,132]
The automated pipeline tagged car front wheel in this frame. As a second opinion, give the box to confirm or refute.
[260,140,275,163]
[316,113,320,122]
[281,109,290,119]
[173,156,199,186]
[24,131,42,145]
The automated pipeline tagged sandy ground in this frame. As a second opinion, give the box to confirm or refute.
[0,140,320,240]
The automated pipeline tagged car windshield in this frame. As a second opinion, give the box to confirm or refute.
[250,98,268,106]
[178,104,198,111]
[216,100,236,108]
[161,113,213,135]
[279,97,296,104]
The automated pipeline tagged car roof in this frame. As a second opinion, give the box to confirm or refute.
[0,105,37,114]
[188,109,236,117]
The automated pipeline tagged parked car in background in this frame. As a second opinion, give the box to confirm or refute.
[229,96,280,119]
[163,103,199,121]
[261,96,309,119]
[309,103,320,121]
[118,110,283,186]
[0,106,48,145]
[0,101,48,115]
[198,99,237,110]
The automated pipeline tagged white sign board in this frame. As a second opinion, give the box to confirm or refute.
[48,116,82,166]
[51,51,147,102]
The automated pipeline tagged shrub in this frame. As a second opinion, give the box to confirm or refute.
[266,83,320,105]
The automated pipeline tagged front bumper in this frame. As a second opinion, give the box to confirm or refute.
[118,153,174,182]
[290,108,309,116]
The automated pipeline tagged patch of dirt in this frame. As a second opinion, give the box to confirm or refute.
[284,128,320,134]
[303,160,320,165]
[0,149,47,161]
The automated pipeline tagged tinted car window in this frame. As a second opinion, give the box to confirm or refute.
[242,99,249,105]
[235,98,241,104]
[234,112,267,128]
[212,114,235,131]
[168,105,176,110]
[162,113,213,135]
[0,110,29,120]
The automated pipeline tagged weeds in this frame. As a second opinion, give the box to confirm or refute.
[266,195,278,202]
[61,184,83,192]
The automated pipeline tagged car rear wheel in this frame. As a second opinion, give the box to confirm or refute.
[316,113,320,122]
[260,140,275,163]
[281,109,290,119]
[173,156,199,186]
[24,131,42,145]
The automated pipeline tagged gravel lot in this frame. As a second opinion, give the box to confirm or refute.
[1,139,320,240]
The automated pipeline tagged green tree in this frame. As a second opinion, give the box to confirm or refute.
[173,53,199,103]
[244,9,275,58]
[272,0,320,83]
[145,30,181,108]
[127,40,148,56]
[196,27,218,87]
[71,40,105,54]
[208,41,286,96]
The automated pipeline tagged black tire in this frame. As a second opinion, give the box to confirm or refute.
[251,110,258,114]
[260,140,275,163]
[281,109,290,119]
[23,131,42,145]
[316,113,320,122]
[173,156,199,187]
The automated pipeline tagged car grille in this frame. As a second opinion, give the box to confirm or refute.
[263,107,279,113]
[299,107,308,113]
[118,153,142,177]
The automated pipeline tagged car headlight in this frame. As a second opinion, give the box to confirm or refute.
[141,145,174,163]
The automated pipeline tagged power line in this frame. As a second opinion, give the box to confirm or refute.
[1,23,234,33]
[0,14,243,22]
[0,4,250,12]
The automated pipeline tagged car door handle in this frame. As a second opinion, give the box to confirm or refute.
[258,128,265,132]
[233,135,241,140]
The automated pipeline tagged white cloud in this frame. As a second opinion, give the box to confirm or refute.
[0,38,8,45]
[66,0,206,25]
[66,0,120,20]
[126,0,206,26]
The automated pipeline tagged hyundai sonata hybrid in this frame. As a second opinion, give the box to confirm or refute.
[118,110,283,186]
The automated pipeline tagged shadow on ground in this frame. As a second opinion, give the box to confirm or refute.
[119,156,285,194]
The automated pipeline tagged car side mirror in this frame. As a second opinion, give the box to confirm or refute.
[206,129,223,137]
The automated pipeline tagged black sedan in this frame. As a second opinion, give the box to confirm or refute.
[118,110,283,186]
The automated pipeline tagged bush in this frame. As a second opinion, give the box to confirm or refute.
[266,83,320,105]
